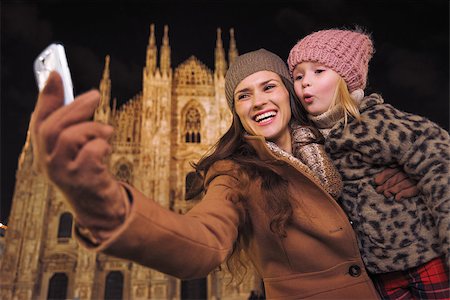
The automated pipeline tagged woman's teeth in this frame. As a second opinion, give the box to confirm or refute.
[255,111,276,122]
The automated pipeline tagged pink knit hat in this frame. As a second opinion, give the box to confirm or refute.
[287,29,374,92]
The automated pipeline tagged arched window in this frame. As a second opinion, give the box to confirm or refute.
[115,163,132,184]
[47,273,68,300]
[184,107,201,143]
[57,212,73,241]
[104,271,124,300]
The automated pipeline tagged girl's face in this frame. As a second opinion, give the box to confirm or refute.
[292,62,341,116]
[234,71,292,152]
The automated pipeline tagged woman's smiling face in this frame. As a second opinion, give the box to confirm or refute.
[234,71,292,152]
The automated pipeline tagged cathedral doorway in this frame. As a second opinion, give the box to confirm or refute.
[104,271,124,300]
[181,277,207,299]
[47,272,68,300]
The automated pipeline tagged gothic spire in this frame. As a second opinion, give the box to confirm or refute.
[214,27,227,77]
[102,55,110,80]
[99,55,111,107]
[160,25,171,76]
[145,24,158,75]
[228,28,238,66]
[95,55,111,124]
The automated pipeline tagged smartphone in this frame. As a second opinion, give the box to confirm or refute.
[34,43,74,105]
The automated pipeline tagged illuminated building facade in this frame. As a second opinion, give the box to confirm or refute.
[0,24,259,300]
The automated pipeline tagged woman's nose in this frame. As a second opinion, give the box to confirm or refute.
[252,92,269,109]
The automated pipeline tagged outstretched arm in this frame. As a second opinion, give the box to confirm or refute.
[31,72,242,278]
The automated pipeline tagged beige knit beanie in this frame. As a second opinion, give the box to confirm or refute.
[225,49,292,110]
[287,29,374,92]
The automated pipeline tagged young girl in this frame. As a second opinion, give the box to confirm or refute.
[288,28,450,299]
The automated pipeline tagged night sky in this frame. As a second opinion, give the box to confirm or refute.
[1,0,448,223]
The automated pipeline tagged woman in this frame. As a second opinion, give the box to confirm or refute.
[31,49,380,299]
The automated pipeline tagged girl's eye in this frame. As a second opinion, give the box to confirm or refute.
[294,75,303,81]
[315,69,325,74]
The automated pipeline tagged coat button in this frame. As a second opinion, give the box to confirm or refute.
[349,265,361,277]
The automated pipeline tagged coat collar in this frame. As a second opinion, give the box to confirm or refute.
[243,135,321,186]
[243,135,276,161]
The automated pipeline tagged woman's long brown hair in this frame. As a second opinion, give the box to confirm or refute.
[192,76,321,283]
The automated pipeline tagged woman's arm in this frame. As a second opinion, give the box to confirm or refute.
[77,170,244,280]
[31,72,244,280]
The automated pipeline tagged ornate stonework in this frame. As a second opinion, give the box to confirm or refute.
[0,24,258,299]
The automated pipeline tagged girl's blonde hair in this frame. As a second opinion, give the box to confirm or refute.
[330,77,361,126]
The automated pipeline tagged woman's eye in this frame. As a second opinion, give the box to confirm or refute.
[264,84,275,91]
[237,94,249,100]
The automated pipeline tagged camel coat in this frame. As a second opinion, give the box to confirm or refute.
[77,135,379,299]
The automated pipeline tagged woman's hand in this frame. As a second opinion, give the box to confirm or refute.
[30,71,128,240]
[374,167,419,200]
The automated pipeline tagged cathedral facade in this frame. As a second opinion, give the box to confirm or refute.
[0,24,259,299]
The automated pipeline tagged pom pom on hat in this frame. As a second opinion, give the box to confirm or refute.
[287,29,374,92]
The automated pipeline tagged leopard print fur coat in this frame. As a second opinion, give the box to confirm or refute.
[310,93,449,273]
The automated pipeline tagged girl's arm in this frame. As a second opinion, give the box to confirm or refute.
[363,102,450,265]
